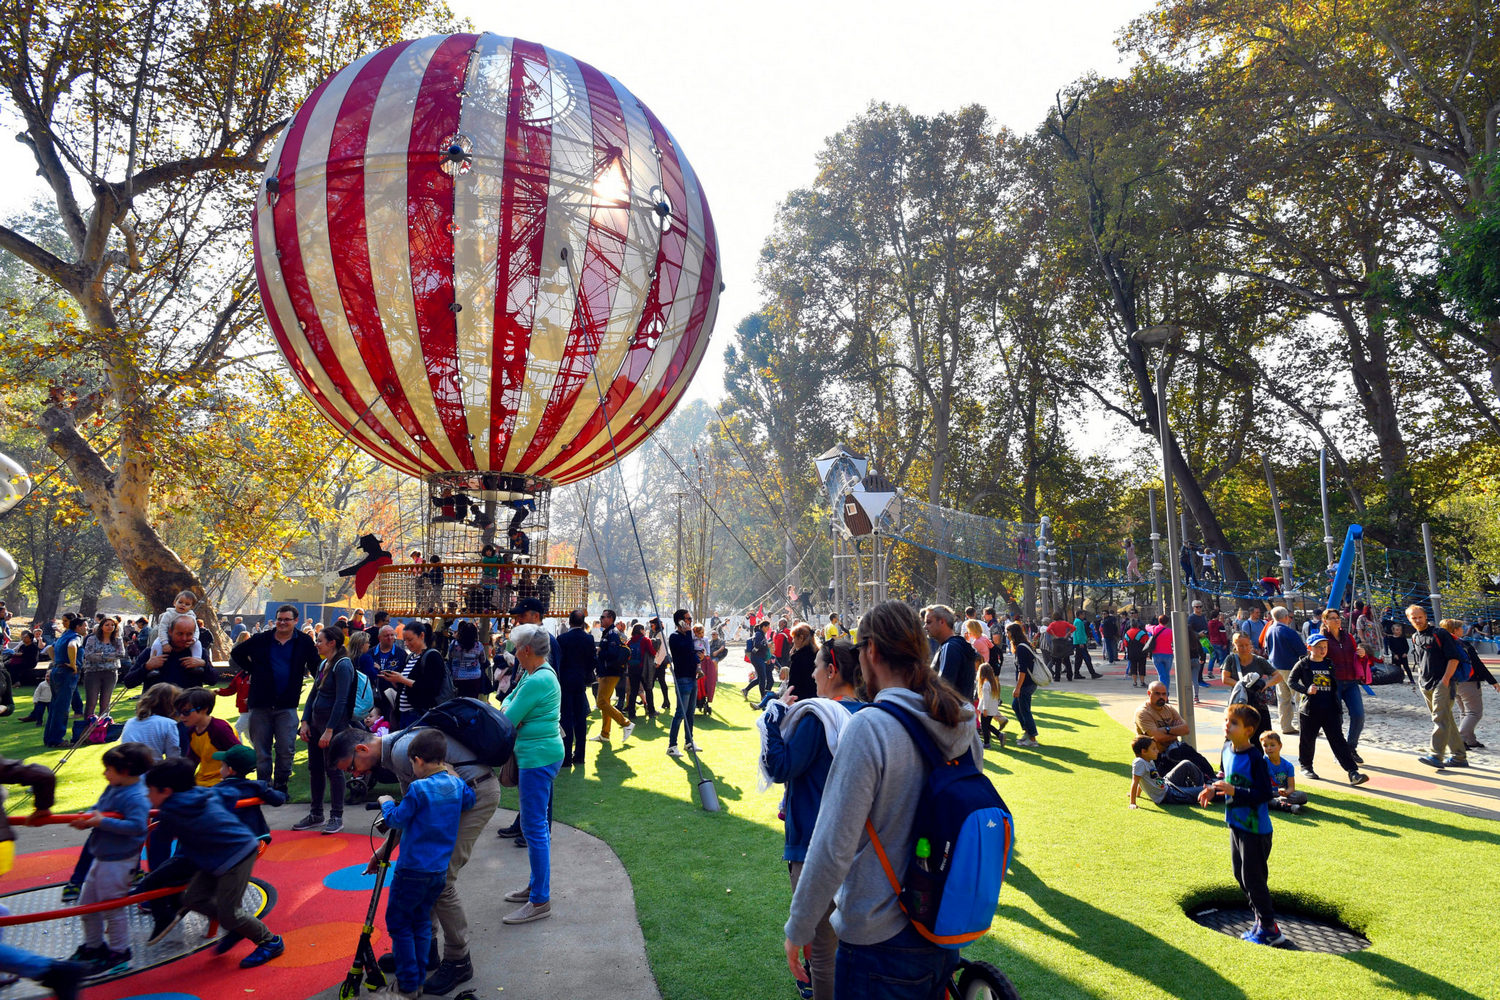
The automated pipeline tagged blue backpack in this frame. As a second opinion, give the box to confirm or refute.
[863,702,1014,949]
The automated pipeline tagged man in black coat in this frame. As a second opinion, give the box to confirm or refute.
[556,608,597,768]
[125,616,217,691]
[228,604,320,791]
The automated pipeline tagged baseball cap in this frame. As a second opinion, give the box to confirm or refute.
[511,597,546,616]
[212,744,258,774]
[1306,633,1329,647]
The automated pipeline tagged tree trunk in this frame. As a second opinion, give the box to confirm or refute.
[930,397,951,605]
[39,403,220,636]
[1346,310,1415,550]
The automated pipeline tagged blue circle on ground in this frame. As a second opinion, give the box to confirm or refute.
[324,861,379,891]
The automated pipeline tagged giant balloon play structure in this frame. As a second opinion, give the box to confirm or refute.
[253,33,721,616]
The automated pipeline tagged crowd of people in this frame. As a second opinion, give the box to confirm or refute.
[0,583,1494,1000]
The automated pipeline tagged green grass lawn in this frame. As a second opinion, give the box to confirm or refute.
[542,686,1494,1000]
[6,684,1494,998]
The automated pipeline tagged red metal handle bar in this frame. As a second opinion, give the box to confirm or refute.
[9,798,264,827]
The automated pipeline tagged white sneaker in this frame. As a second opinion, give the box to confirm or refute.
[622,723,636,741]
[588,734,606,742]
[687,742,703,753]
[667,746,683,758]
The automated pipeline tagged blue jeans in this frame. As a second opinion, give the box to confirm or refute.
[0,941,52,979]
[669,677,697,747]
[1152,653,1173,689]
[1011,683,1036,737]
[1210,643,1228,669]
[834,924,959,1000]
[1104,636,1118,662]
[518,761,561,903]
[43,668,79,745]
[1337,680,1365,751]
[386,867,447,992]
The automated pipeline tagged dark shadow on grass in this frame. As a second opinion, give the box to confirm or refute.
[1002,859,1249,1000]
[668,754,745,802]
[592,744,638,786]
[1307,789,1500,846]
[1345,951,1487,999]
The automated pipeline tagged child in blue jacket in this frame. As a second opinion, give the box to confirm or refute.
[376,729,475,1000]
[69,743,153,975]
[145,758,284,968]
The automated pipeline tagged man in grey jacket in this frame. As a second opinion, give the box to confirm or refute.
[785,601,979,998]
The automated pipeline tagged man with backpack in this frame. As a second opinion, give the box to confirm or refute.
[228,605,320,793]
[786,601,1009,999]
[328,698,507,996]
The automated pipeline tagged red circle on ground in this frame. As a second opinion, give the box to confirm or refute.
[261,836,352,863]
[269,921,371,968]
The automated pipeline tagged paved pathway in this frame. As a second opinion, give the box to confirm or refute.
[307,804,660,1000]
[1079,657,1500,821]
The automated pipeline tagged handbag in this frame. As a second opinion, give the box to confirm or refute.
[499,755,519,787]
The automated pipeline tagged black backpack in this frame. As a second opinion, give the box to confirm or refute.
[409,696,516,768]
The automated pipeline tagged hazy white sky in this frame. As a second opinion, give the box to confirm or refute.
[0,0,1148,404]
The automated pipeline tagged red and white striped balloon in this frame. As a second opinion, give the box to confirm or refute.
[252,33,721,485]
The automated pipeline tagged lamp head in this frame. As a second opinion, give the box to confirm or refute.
[1131,324,1184,346]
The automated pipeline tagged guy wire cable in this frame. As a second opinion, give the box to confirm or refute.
[652,438,779,590]
[711,405,799,549]
[560,248,661,618]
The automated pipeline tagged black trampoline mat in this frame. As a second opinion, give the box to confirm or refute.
[0,877,275,998]
[1188,903,1371,954]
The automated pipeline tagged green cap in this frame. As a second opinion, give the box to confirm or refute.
[915,837,931,859]
[212,744,257,774]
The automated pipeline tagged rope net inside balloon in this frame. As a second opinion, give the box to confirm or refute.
[370,472,588,618]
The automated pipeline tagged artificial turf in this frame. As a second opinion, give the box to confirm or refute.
[4,683,1493,999]
[542,685,1494,1000]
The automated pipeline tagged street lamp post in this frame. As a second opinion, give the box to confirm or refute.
[1135,326,1196,746]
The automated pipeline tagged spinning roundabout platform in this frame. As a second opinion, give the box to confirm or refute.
[1,832,392,1000]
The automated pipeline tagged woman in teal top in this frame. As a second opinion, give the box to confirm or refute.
[499,623,563,925]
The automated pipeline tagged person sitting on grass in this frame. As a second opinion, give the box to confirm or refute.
[1134,683,1217,779]
[144,757,284,967]
[67,742,153,976]
[1128,735,1208,808]
[1197,704,1287,947]
[1260,732,1305,814]
[373,729,476,1000]
[211,744,288,846]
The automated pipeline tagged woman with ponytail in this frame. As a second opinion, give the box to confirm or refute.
[785,601,978,999]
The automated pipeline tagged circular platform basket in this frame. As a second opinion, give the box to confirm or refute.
[1187,902,1371,953]
[0,877,275,998]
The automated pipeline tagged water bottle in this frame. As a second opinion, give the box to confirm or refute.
[904,836,938,923]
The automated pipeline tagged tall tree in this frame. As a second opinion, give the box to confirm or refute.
[0,0,456,625]
[760,104,1007,602]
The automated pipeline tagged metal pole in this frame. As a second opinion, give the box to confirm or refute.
[675,495,683,610]
[1038,518,1051,620]
[1319,448,1336,572]
[1263,455,1294,599]
[1422,522,1442,621]
[1157,365,1196,745]
[1148,490,1164,617]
